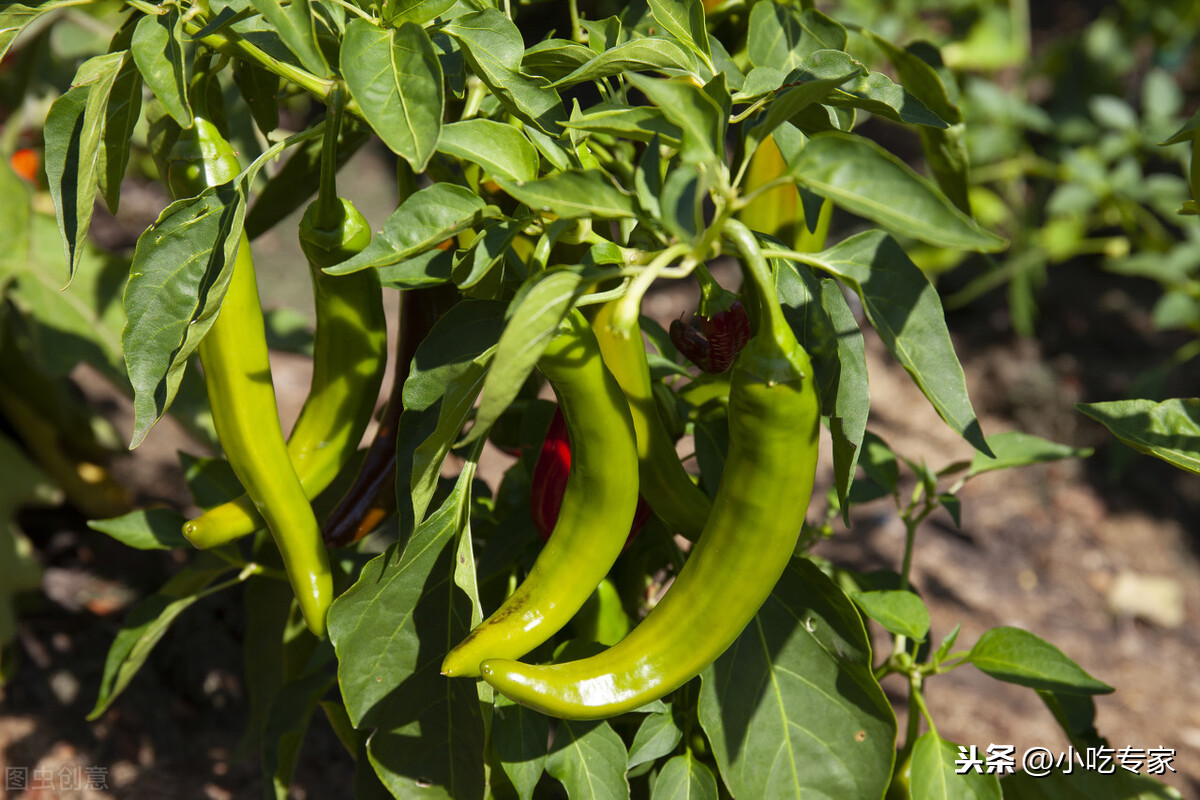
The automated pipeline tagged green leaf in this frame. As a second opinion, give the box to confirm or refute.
[774,260,868,516]
[44,52,125,280]
[2,209,128,382]
[545,719,630,800]
[130,9,191,127]
[262,666,336,800]
[634,133,665,219]
[249,0,328,77]
[378,249,454,289]
[0,432,55,595]
[492,695,549,800]
[397,300,507,538]
[627,709,682,770]
[88,509,190,550]
[454,221,522,290]
[968,626,1114,695]
[785,132,1004,251]
[179,451,241,509]
[328,471,485,798]
[967,431,1092,478]
[629,73,728,167]
[236,543,316,761]
[98,23,143,214]
[858,432,899,494]
[562,103,682,147]
[698,558,895,800]
[87,560,235,720]
[495,170,637,220]
[232,61,279,135]
[0,5,42,62]
[549,37,697,88]
[444,10,566,134]
[826,70,948,128]
[747,3,846,72]
[1160,107,1200,146]
[1035,690,1103,750]
[0,159,32,280]
[745,51,864,154]
[122,185,246,448]
[522,38,595,82]
[1002,767,1182,799]
[652,754,719,800]
[461,270,583,446]
[647,0,711,67]
[341,19,442,172]
[437,118,538,182]
[383,0,458,25]
[806,231,992,456]
[865,33,962,125]
[328,182,491,274]
[910,732,1001,800]
[1076,398,1200,475]
[851,590,930,642]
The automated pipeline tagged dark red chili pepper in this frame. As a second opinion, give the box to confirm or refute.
[702,301,752,372]
[669,301,752,374]
[531,407,651,548]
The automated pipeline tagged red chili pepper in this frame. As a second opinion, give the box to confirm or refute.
[702,301,752,372]
[531,407,651,548]
[669,301,752,374]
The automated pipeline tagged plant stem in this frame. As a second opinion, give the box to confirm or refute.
[911,671,940,741]
[174,8,367,120]
[568,0,584,43]
[312,84,345,230]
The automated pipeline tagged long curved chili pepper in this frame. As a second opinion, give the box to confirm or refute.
[441,309,640,678]
[182,197,387,549]
[530,406,650,547]
[591,300,711,540]
[477,220,820,718]
[321,283,457,547]
[166,117,332,636]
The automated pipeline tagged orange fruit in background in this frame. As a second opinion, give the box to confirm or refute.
[10,147,40,183]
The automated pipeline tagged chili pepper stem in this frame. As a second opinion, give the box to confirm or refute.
[610,244,691,336]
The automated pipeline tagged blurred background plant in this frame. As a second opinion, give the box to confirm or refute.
[823,0,1200,393]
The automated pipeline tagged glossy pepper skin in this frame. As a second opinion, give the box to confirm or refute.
[479,221,819,718]
[167,118,332,636]
[182,197,387,548]
[530,406,650,547]
[322,284,458,547]
[441,309,640,678]
[591,300,711,540]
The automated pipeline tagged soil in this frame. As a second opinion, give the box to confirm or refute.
[2,142,1199,800]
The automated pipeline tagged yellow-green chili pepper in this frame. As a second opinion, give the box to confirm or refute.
[181,197,386,548]
[478,220,819,718]
[591,300,711,540]
[166,118,332,636]
[441,308,639,678]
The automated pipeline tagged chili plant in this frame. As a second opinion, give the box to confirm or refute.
[0,0,1187,797]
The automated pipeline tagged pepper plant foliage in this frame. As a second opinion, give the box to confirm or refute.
[12,0,1184,797]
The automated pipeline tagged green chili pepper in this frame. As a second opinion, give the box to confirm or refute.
[477,221,819,718]
[166,117,332,636]
[441,309,640,678]
[591,300,710,540]
[182,197,387,548]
